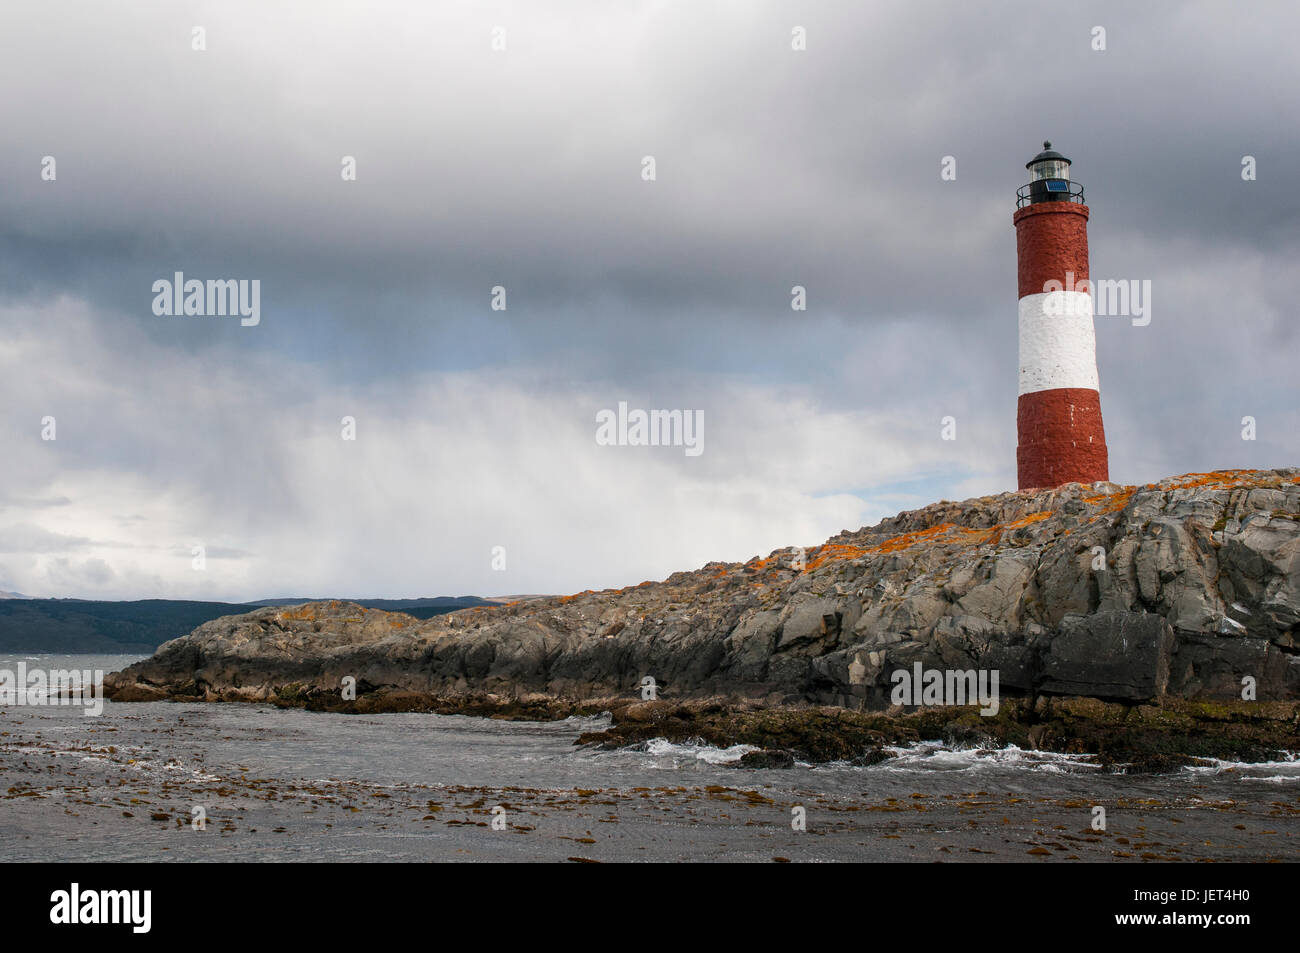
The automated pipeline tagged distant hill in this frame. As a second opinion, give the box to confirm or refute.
[0,596,495,653]
[0,599,257,654]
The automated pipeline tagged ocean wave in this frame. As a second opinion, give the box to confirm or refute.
[551,713,612,731]
[875,741,1102,774]
[1181,753,1300,782]
[614,737,762,766]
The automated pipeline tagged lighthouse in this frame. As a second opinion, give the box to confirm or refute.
[1014,142,1108,490]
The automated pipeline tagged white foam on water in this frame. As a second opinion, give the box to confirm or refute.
[637,738,761,766]
[878,742,1102,774]
[555,713,611,731]
[1181,753,1300,782]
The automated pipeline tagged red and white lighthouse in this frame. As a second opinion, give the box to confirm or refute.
[1014,142,1108,490]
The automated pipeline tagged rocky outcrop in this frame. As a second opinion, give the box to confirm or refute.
[106,469,1300,710]
[574,696,1300,771]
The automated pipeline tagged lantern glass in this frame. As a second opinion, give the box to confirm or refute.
[1031,159,1070,182]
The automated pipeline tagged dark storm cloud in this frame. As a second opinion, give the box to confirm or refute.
[0,0,1295,598]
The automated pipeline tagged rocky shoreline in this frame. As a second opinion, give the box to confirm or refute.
[574,696,1300,772]
[105,684,1300,772]
[10,697,1294,863]
[104,469,1300,767]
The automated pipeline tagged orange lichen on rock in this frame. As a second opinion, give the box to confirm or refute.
[277,605,318,622]
[1150,470,1262,492]
[797,523,962,571]
[952,526,1002,546]
[1006,511,1051,529]
[870,522,956,555]
[804,543,872,571]
[1094,488,1135,514]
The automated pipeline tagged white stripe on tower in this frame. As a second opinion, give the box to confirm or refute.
[1018,291,1099,395]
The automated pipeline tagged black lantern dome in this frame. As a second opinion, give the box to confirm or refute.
[1017,141,1084,207]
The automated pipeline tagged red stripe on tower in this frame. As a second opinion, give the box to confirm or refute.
[1014,142,1108,490]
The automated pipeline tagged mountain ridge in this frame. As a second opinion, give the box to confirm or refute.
[0,596,495,653]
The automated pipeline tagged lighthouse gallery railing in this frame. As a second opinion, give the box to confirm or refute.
[1016,180,1086,208]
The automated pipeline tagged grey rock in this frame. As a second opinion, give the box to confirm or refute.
[1040,612,1174,701]
[106,470,1300,707]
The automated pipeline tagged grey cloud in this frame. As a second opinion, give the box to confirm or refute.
[0,1,1294,598]
[0,524,91,554]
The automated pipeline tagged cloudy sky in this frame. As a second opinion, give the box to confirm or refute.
[0,1,1295,601]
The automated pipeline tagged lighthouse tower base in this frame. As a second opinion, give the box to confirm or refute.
[1016,388,1108,489]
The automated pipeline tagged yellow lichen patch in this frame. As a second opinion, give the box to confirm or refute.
[277,605,318,622]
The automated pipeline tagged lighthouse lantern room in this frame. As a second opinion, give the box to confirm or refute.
[1018,141,1085,207]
